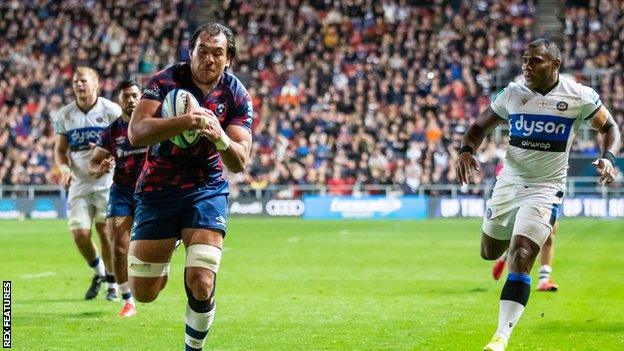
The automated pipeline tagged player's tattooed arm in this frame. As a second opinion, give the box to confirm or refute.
[458,107,505,184]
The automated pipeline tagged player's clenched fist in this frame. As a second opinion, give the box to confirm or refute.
[457,150,480,185]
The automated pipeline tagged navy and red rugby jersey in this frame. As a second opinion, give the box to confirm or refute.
[98,117,148,188]
[137,62,253,193]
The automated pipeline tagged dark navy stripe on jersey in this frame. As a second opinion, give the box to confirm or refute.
[509,136,568,152]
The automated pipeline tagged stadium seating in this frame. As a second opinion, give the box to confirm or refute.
[1,0,622,194]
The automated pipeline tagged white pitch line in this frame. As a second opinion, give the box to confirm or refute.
[20,272,56,279]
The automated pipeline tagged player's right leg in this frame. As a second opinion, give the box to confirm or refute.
[128,238,176,302]
[128,190,181,302]
[67,195,105,300]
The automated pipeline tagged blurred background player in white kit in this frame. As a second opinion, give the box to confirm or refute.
[89,80,147,316]
[54,66,121,300]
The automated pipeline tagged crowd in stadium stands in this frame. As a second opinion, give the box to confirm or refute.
[1,0,623,197]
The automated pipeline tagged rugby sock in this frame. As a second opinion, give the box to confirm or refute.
[88,256,106,277]
[496,273,531,342]
[185,303,215,351]
[105,273,117,290]
[119,282,134,305]
[538,265,552,284]
[185,280,216,351]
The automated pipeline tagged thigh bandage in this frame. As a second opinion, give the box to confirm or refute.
[127,255,170,277]
[185,244,222,274]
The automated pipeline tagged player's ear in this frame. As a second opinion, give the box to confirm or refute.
[552,58,561,71]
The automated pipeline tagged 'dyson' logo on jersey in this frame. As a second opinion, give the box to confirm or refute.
[509,114,574,152]
[514,115,568,136]
[68,127,105,150]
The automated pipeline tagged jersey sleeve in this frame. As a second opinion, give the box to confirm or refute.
[227,86,254,132]
[578,84,603,126]
[489,83,513,120]
[142,74,167,102]
[54,107,67,135]
[107,102,122,123]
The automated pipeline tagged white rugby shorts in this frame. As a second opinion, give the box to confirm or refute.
[482,179,563,247]
[67,189,109,230]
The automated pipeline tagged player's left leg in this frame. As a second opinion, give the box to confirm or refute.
[182,228,223,351]
[93,190,117,300]
[180,185,229,351]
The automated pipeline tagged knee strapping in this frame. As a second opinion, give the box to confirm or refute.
[185,244,222,274]
[127,255,170,277]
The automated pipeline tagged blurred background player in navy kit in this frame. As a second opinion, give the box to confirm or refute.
[89,80,146,317]
[128,23,253,350]
[54,66,121,301]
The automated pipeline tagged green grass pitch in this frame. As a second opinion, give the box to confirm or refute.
[1,218,623,350]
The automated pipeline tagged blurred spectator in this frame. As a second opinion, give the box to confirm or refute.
[1,0,623,198]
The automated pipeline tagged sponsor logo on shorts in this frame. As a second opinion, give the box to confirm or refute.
[486,208,493,219]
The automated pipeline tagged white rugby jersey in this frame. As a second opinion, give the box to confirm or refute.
[490,75,603,190]
[55,98,122,197]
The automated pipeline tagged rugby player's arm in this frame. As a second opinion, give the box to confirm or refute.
[54,134,72,186]
[128,99,206,146]
[219,125,252,173]
[592,106,621,155]
[88,147,112,178]
[461,107,505,151]
[54,134,71,170]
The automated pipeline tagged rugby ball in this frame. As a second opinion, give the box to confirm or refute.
[161,89,201,148]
